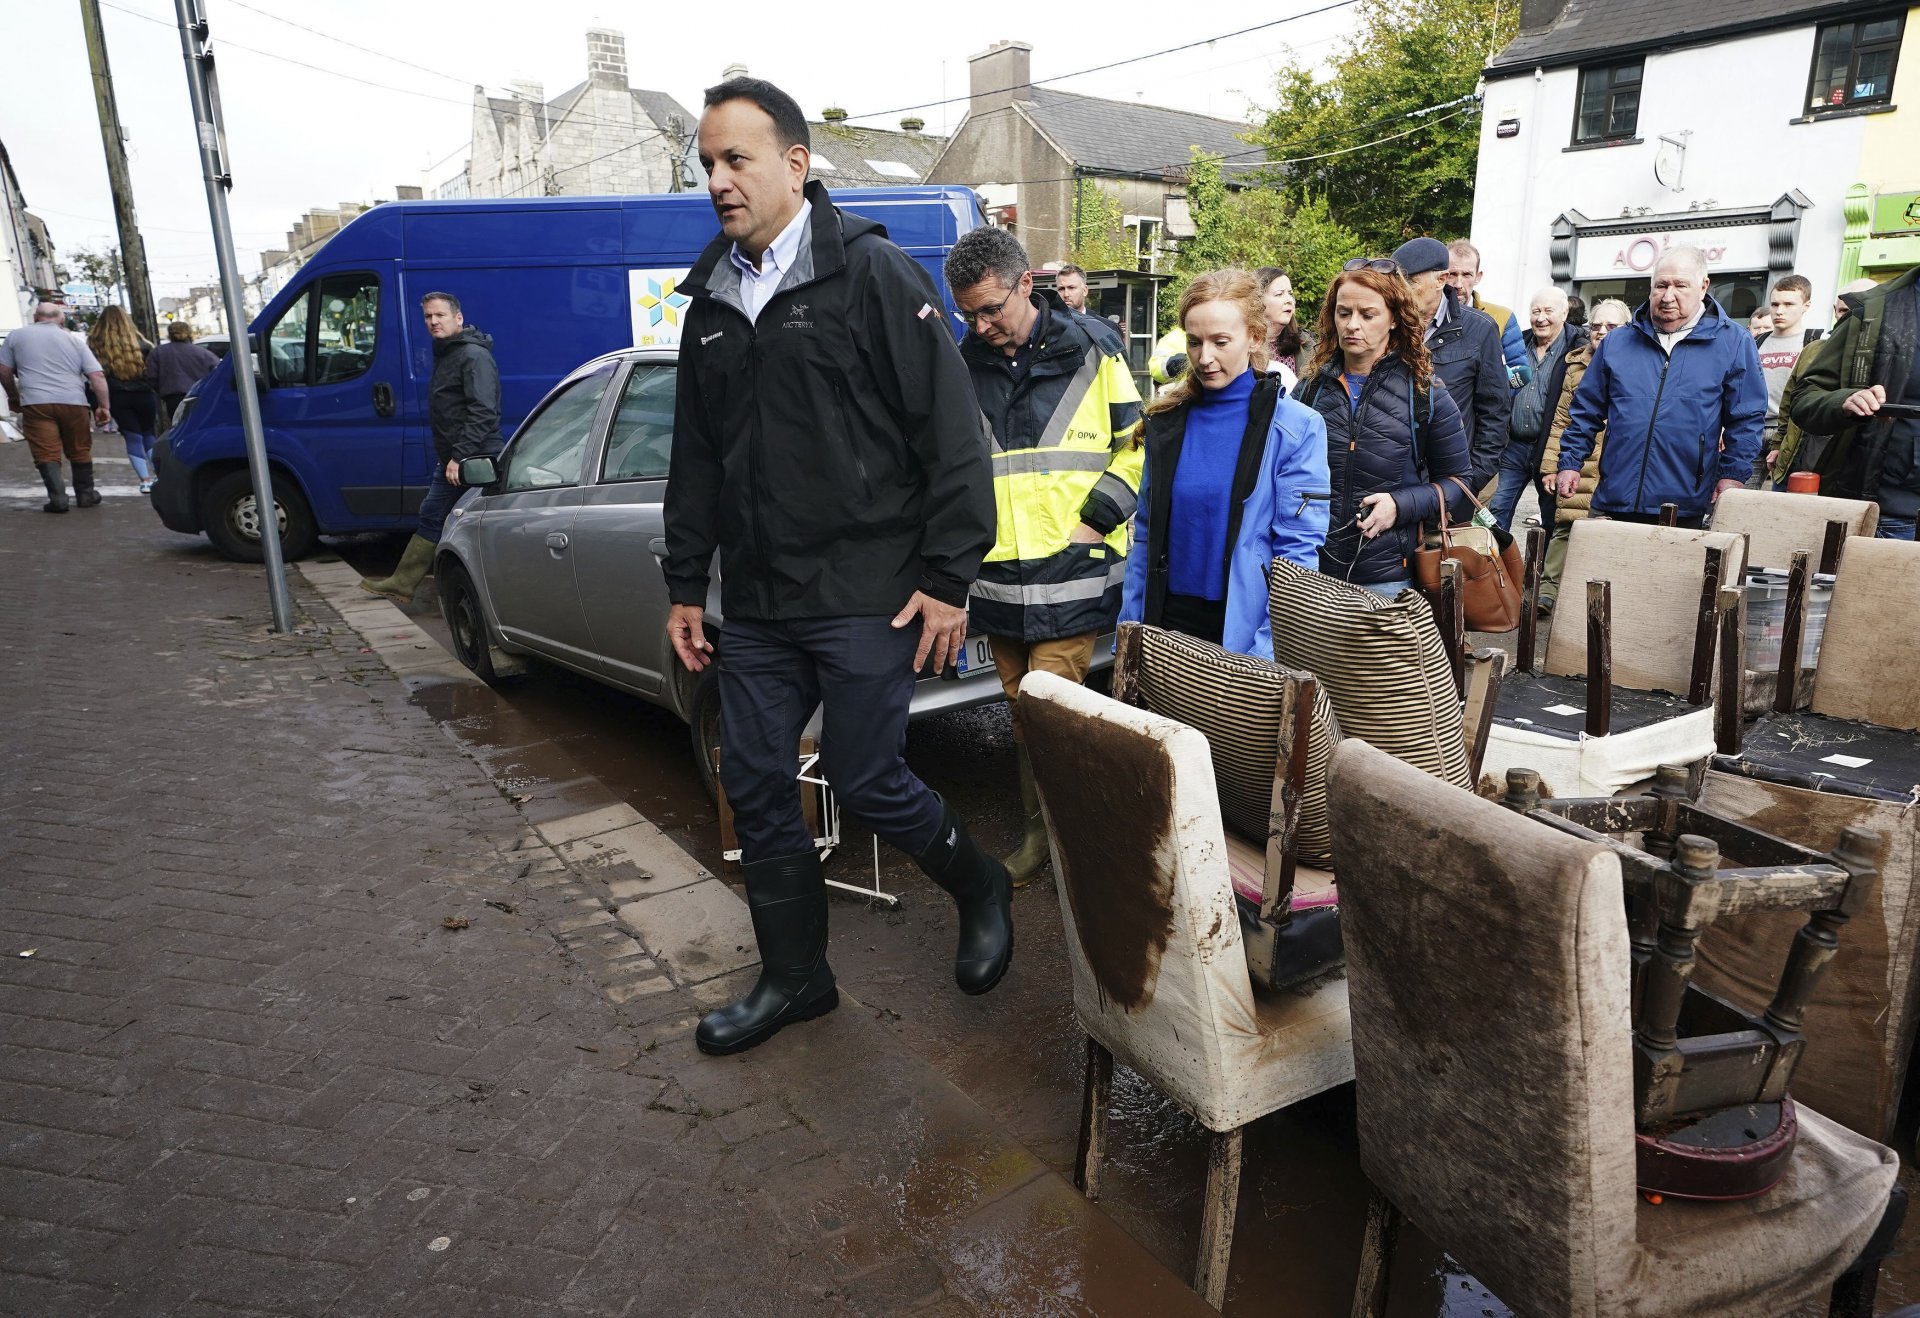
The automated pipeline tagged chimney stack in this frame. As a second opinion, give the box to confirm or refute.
[968,40,1032,117]
[722,61,749,80]
[587,29,628,89]
[900,116,925,134]
[508,78,544,106]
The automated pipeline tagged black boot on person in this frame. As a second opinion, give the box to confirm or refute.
[694,849,838,1056]
[37,462,68,513]
[71,462,101,508]
[916,798,1014,995]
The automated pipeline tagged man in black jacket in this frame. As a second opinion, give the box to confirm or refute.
[362,292,500,601]
[663,77,1009,1056]
[1394,236,1512,493]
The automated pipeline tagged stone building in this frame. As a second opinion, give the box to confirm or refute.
[244,187,424,318]
[465,30,698,199]
[925,40,1258,269]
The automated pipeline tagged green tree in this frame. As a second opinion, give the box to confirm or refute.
[1164,151,1364,332]
[1252,0,1516,252]
[65,245,125,309]
[1067,177,1134,272]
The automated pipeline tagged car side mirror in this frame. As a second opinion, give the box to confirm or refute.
[459,455,499,487]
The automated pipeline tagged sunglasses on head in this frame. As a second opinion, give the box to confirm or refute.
[1343,258,1400,274]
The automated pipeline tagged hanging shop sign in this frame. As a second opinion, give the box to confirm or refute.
[1571,223,1773,280]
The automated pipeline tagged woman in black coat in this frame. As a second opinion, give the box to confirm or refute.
[1292,259,1472,598]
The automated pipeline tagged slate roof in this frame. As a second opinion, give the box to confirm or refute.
[806,122,948,185]
[1023,86,1260,180]
[1488,0,1867,74]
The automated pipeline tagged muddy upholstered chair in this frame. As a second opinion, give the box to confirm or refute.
[1699,534,1920,1143]
[1018,670,1352,1311]
[1328,737,1902,1318]
[1486,519,1746,798]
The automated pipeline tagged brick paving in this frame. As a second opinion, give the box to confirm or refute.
[0,458,1217,1317]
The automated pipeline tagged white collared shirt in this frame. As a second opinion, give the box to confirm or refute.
[729,200,812,322]
[1656,305,1706,353]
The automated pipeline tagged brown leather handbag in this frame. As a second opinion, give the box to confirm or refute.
[1412,475,1526,632]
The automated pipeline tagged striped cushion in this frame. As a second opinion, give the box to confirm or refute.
[1267,560,1472,792]
[1132,625,1343,866]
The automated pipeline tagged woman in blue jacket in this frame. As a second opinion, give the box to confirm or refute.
[1295,259,1472,597]
[1119,269,1330,659]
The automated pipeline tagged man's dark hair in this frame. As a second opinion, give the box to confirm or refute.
[1771,274,1814,302]
[1057,263,1086,280]
[421,291,461,314]
[944,227,1029,296]
[703,77,810,153]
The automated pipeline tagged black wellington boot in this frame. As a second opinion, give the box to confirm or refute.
[695,849,838,1056]
[37,462,69,513]
[917,798,1014,996]
[72,462,101,508]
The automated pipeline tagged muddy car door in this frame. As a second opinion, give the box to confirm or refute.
[570,356,679,696]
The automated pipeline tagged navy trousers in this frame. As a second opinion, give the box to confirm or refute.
[417,467,460,544]
[718,615,945,865]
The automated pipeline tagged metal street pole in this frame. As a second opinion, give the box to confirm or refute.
[78,0,157,342]
[172,0,294,632]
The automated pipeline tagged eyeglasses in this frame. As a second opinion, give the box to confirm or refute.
[953,290,1017,327]
[1343,258,1400,274]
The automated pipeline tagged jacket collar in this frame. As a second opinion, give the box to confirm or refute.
[1630,293,1734,345]
[959,288,1092,372]
[683,178,857,305]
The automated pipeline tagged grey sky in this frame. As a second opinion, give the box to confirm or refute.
[0,0,1351,301]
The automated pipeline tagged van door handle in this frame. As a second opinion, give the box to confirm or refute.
[648,537,669,556]
[546,532,570,551]
[372,382,395,417]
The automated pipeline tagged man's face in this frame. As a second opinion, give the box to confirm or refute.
[422,300,463,340]
[954,271,1036,355]
[1529,296,1567,344]
[1055,271,1087,312]
[1443,254,1481,299]
[1769,288,1809,334]
[1405,269,1447,322]
[1648,264,1708,332]
[699,98,808,259]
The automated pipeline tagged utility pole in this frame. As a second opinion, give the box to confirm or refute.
[173,0,295,633]
[79,0,157,341]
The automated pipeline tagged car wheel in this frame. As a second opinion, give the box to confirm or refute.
[441,559,516,685]
[687,666,722,804]
[201,468,318,563]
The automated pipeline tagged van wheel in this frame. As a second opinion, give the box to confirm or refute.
[202,468,318,562]
[687,667,722,804]
[441,560,516,685]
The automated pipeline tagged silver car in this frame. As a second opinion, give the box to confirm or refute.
[437,346,1106,792]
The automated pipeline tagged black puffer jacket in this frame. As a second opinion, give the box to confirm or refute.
[1296,354,1471,586]
[1428,285,1512,490]
[428,326,502,464]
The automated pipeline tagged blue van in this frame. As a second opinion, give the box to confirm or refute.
[150,186,983,560]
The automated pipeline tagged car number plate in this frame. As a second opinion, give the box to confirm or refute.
[955,636,993,675]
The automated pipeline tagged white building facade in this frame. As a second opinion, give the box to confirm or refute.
[0,139,57,333]
[1471,0,1919,322]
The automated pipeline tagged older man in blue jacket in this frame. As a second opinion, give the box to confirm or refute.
[1553,246,1765,527]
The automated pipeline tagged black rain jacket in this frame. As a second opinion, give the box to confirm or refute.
[1428,285,1513,490]
[428,326,502,464]
[663,181,995,620]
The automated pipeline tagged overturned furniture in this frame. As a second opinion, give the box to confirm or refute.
[1490,518,1746,798]
[1698,534,1920,1142]
[1019,669,1352,1310]
[1506,762,1884,1199]
[1330,739,1905,1318]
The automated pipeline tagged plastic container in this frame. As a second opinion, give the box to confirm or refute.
[1786,472,1820,493]
[1744,569,1834,672]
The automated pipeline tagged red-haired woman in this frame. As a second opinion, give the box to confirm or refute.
[1293,259,1472,598]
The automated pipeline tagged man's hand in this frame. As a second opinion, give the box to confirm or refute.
[1713,478,1742,502]
[1766,449,1779,467]
[892,591,967,673]
[668,603,713,672]
[445,458,462,486]
[1356,492,1398,539]
[92,405,112,429]
[1553,469,1581,499]
[1842,384,1887,419]
[1067,522,1104,545]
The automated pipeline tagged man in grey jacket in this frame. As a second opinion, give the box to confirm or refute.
[361,292,501,602]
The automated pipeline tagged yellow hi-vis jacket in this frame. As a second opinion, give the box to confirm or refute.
[958,295,1144,641]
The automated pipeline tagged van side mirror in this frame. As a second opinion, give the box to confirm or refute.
[459,456,499,487]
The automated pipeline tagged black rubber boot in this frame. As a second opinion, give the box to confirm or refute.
[695,850,838,1056]
[37,462,69,514]
[917,798,1014,995]
[71,462,101,508]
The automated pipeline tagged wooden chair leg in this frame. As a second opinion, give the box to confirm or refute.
[1350,1188,1403,1318]
[1193,1125,1243,1310]
[1074,1035,1112,1200]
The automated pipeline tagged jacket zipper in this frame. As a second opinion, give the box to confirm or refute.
[1631,349,1675,511]
[834,378,871,499]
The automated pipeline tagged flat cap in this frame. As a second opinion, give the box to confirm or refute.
[1392,236,1450,277]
